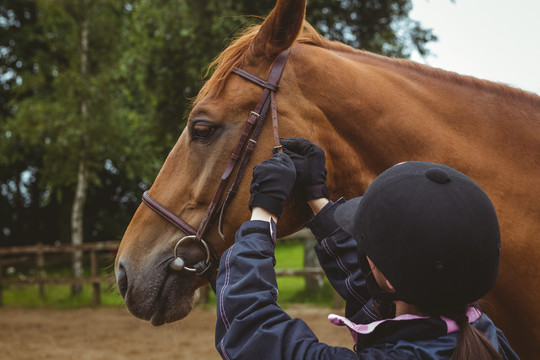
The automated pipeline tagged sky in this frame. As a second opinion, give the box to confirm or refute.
[409,0,540,95]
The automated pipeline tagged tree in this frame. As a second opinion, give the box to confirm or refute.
[306,0,437,57]
[0,0,65,247]
[0,0,160,294]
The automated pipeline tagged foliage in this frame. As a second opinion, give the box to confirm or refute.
[0,0,160,246]
[0,0,437,248]
[306,0,437,57]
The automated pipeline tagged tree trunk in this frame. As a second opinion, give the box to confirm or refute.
[71,159,88,296]
[71,8,89,296]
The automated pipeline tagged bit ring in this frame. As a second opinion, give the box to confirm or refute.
[171,235,211,272]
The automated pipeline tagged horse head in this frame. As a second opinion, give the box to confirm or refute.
[115,0,315,326]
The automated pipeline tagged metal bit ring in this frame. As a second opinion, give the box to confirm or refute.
[171,235,211,272]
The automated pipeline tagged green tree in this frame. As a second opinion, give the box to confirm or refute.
[0,0,62,246]
[0,0,160,293]
[306,0,437,57]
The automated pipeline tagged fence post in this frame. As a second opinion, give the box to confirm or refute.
[90,250,100,306]
[303,236,324,291]
[37,243,45,298]
[0,264,3,307]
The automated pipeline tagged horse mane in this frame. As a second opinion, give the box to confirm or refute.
[194,22,352,104]
[195,21,539,105]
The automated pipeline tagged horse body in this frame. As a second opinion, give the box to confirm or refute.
[116,0,540,356]
[287,44,540,354]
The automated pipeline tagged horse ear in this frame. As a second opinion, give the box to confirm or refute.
[252,0,306,59]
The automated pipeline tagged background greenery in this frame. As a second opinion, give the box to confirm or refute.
[0,0,436,247]
[0,0,437,304]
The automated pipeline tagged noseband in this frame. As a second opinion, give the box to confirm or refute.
[141,49,291,291]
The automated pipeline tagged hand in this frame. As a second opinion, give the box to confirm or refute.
[280,137,329,201]
[249,152,296,218]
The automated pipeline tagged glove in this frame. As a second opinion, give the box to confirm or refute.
[280,137,330,201]
[249,152,296,218]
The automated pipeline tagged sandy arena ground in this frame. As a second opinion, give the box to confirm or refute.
[0,306,353,360]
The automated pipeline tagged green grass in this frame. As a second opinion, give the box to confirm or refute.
[275,239,334,307]
[1,283,124,308]
[1,239,335,309]
[207,239,335,308]
[275,238,304,268]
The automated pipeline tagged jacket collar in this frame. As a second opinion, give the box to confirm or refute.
[329,307,482,344]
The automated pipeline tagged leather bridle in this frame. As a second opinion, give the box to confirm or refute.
[141,49,291,291]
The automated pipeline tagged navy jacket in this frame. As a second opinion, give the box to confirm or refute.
[215,200,519,359]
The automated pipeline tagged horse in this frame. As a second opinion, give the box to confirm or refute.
[115,0,540,357]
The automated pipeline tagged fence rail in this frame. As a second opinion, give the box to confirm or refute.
[0,241,120,307]
[0,241,120,255]
[0,233,343,308]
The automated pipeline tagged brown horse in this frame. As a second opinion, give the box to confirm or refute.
[115,0,540,357]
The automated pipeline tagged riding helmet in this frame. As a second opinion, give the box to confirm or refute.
[333,161,501,307]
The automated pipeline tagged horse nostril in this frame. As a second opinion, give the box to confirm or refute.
[116,262,129,300]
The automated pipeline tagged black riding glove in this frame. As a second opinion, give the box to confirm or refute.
[249,152,296,218]
[280,137,330,201]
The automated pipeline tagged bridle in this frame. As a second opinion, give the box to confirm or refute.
[141,49,291,291]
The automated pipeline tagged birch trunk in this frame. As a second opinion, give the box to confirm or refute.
[71,9,89,296]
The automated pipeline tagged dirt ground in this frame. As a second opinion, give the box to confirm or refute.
[0,306,354,360]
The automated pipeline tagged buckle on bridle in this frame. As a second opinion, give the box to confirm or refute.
[272,145,283,154]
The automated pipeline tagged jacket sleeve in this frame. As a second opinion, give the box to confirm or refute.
[215,220,358,360]
[307,199,380,323]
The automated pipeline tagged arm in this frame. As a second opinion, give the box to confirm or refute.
[281,138,380,323]
[254,198,378,324]
[216,152,357,359]
[307,198,369,305]
[306,198,380,323]
[215,219,358,360]
[308,198,330,214]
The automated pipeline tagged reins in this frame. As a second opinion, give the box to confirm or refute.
[141,49,291,292]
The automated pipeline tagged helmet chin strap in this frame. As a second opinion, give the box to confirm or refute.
[365,271,398,318]
[359,252,399,318]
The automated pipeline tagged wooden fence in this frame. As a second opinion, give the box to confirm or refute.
[0,241,120,307]
[0,231,343,308]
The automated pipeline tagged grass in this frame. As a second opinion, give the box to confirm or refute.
[1,283,124,308]
[1,239,335,309]
[207,238,335,308]
[275,239,334,307]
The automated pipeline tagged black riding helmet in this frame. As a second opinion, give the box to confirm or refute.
[334,161,501,307]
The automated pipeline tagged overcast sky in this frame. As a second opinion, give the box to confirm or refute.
[409,0,540,95]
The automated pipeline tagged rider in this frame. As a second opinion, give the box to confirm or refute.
[215,137,519,359]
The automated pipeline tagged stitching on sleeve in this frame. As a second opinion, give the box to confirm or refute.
[218,245,234,330]
[220,338,232,360]
[321,239,367,304]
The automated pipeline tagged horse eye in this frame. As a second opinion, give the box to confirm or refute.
[192,124,216,140]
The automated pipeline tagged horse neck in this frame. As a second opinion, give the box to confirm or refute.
[289,45,540,198]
